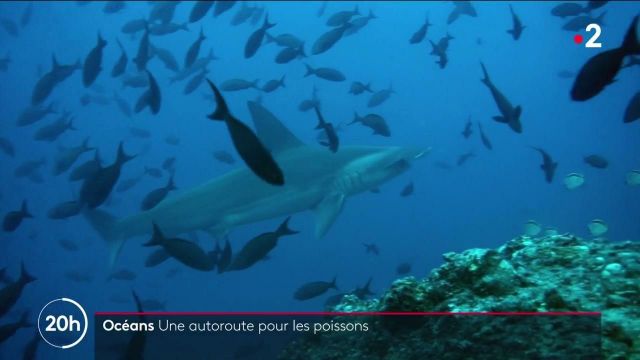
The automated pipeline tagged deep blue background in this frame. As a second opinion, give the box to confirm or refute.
[0,1,638,358]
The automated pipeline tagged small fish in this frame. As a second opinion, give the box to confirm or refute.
[367,85,394,108]
[363,243,379,255]
[133,27,151,72]
[266,33,304,48]
[551,3,587,18]
[143,167,162,178]
[184,28,206,69]
[477,122,493,150]
[313,106,339,153]
[0,312,32,345]
[184,68,209,95]
[245,15,276,58]
[349,81,372,95]
[570,16,639,101]
[304,64,345,82]
[447,1,477,25]
[625,170,640,186]
[563,173,585,190]
[312,23,351,55]
[457,152,475,166]
[140,175,176,210]
[523,220,542,236]
[0,263,36,317]
[34,113,76,142]
[231,3,256,26]
[220,78,259,91]
[144,223,216,271]
[227,217,298,271]
[462,117,473,139]
[409,13,431,44]
[396,262,412,275]
[58,238,80,252]
[79,142,134,208]
[150,22,188,36]
[584,154,608,169]
[343,10,377,37]
[53,138,93,175]
[326,6,359,27]
[206,79,284,186]
[82,33,107,87]
[275,45,306,64]
[3,200,33,232]
[146,70,162,114]
[400,182,414,197]
[108,269,137,281]
[562,12,606,32]
[294,277,338,301]
[0,137,16,157]
[261,75,286,93]
[145,248,171,268]
[150,45,179,73]
[531,147,557,183]
[111,39,128,78]
[350,112,390,137]
[213,150,235,164]
[16,103,56,127]
[214,1,236,17]
[587,219,608,236]
[121,18,147,35]
[480,62,522,133]
[189,1,214,23]
[507,5,525,40]
[47,200,83,220]
[103,1,125,14]
[149,1,179,24]
[624,91,640,123]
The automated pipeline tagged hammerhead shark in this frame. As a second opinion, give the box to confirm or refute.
[86,101,427,265]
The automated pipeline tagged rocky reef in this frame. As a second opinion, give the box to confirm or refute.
[281,233,640,359]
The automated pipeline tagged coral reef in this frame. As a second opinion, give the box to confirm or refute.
[281,233,640,359]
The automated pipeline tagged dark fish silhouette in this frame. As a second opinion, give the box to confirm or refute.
[447,1,477,25]
[294,277,337,300]
[304,64,345,82]
[245,15,276,58]
[409,13,431,44]
[3,200,33,232]
[313,106,339,153]
[184,28,206,69]
[214,1,236,17]
[312,23,350,55]
[400,182,414,197]
[213,150,235,165]
[507,5,525,40]
[82,33,107,87]
[562,12,606,32]
[363,243,379,255]
[462,117,473,138]
[80,142,135,208]
[551,3,587,18]
[624,91,640,123]
[349,81,372,95]
[145,223,216,271]
[478,122,493,150]
[571,16,639,101]
[227,217,298,271]
[350,112,390,137]
[206,79,284,186]
[133,27,151,72]
[111,39,127,78]
[532,147,557,183]
[0,311,32,345]
[123,291,146,359]
[584,154,609,169]
[261,75,286,93]
[189,1,214,23]
[353,277,374,299]
[480,62,522,133]
[0,263,36,317]
[140,175,176,210]
[47,200,83,220]
[457,152,475,166]
[326,6,359,27]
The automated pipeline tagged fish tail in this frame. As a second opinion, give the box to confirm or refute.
[304,63,315,77]
[263,14,276,30]
[97,31,107,47]
[277,217,299,236]
[480,62,490,84]
[84,209,125,268]
[313,106,325,129]
[622,15,640,55]
[349,112,360,125]
[20,262,36,284]
[143,222,165,247]
[206,79,230,121]
[116,142,135,164]
[21,200,33,218]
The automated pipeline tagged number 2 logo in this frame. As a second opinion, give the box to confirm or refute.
[585,23,602,48]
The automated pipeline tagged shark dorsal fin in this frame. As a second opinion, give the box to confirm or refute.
[247,101,305,154]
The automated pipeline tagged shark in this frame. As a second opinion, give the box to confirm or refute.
[86,101,428,265]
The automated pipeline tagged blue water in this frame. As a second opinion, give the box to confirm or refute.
[0,1,639,358]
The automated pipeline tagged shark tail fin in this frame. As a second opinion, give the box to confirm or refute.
[621,15,640,55]
[206,79,230,121]
[84,209,124,268]
[144,222,165,247]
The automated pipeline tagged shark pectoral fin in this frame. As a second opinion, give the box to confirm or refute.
[314,192,346,238]
[492,115,508,123]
